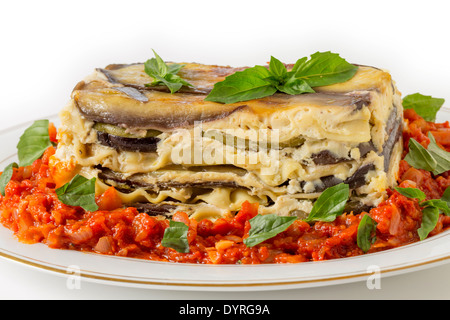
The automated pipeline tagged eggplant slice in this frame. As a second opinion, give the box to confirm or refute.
[74,86,373,132]
[97,166,243,191]
[97,132,160,153]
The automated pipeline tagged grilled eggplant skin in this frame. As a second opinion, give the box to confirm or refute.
[97,62,243,95]
[128,203,177,216]
[74,88,371,132]
[97,131,160,153]
[97,166,242,192]
[73,61,374,131]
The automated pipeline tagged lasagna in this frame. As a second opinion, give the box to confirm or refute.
[53,62,403,220]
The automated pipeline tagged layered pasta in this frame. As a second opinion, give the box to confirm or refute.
[52,62,403,220]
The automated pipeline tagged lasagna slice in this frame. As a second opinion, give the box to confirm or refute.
[53,62,403,220]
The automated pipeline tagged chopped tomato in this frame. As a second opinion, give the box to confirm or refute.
[48,122,58,144]
[96,187,123,211]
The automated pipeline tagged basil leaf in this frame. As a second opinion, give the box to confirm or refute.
[0,162,18,196]
[165,73,193,90]
[394,186,450,214]
[290,57,308,74]
[277,78,314,95]
[404,133,450,175]
[357,214,377,253]
[205,52,357,104]
[421,199,450,215]
[244,214,296,247]
[268,56,287,79]
[305,183,350,222]
[402,93,445,122]
[394,187,426,201]
[161,220,190,253]
[427,132,450,175]
[205,66,277,104]
[144,49,193,94]
[152,74,184,94]
[146,49,168,77]
[167,63,184,75]
[287,51,358,87]
[418,206,440,240]
[56,175,99,212]
[404,138,437,172]
[441,186,450,209]
[17,120,53,167]
[394,186,450,239]
[394,186,450,234]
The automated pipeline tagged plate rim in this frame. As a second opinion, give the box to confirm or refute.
[1,230,449,291]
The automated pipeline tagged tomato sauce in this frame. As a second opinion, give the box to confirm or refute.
[1,110,450,264]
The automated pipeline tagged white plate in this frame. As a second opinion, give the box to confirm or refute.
[0,111,450,292]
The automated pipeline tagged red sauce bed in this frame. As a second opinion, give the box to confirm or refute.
[1,109,450,264]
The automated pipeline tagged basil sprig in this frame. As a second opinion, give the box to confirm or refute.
[418,206,441,241]
[56,174,99,212]
[144,49,193,94]
[404,137,436,172]
[305,183,350,222]
[394,187,427,201]
[0,120,54,194]
[395,186,450,240]
[357,214,378,253]
[403,93,445,122]
[244,214,296,247]
[404,132,450,175]
[0,163,18,196]
[427,133,450,175]
[243,183,350,247]
[161,220,190,253]
[441,186,450,207]
[205,51,358,104]
[205,66,278,104]
[17,120,53,167]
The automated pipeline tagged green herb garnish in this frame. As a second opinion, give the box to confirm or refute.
[205,51,358,104]
[205,66,278,104]
[161,220,190,253]
[395,186,450,240]
[56,174,99,212]
[144,49,193,94]
[404,132,450,175]
[304,183,350,222]
[418,206,441,241]
[357,214,378,253]
[403,138,437,172]
[403,93,445,122]
[394,187,427,201]
[17,120,53,167]
[0,163,18,196]
[1,120,53,194]
[427,132,450,175]
[440,186,450,207]
[243,214,296,247]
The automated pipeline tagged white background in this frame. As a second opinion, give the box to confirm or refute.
[1,0,450,300]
